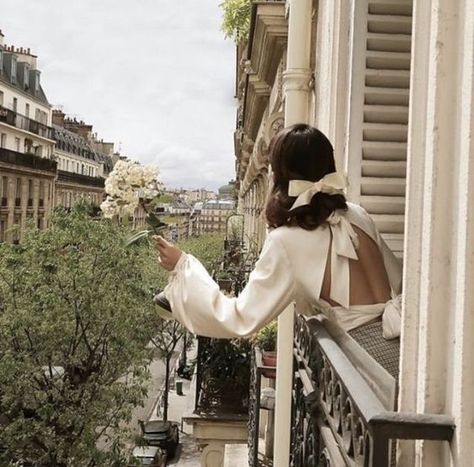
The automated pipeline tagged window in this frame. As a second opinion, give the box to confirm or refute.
[39,181,44,207]
[0,218,6,243]
[0,91,3,107]
[15,137,20,152]
[28,179,33,207]
[0,133,6,148]
[12,97,18,113]
[25,103,30,118]
[24,138,33,154]
[11,57,17,85]
[15,178,21,207]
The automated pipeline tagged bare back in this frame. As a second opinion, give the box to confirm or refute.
[321,224,391,307]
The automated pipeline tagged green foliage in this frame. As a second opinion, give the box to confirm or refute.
[220,0,253,43]
[151,193,175,205]
[253,320,278,351]
[0,206,159,466]
[178,233,226,272]
[198,338,251,413]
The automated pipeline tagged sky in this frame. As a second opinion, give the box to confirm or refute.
[0,0,237,191]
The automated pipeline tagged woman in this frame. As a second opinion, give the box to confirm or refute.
[154,124,402,347]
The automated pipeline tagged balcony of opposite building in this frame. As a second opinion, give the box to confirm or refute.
[57,170,105,189]
[0,105,54,140]
[0,146,57,173]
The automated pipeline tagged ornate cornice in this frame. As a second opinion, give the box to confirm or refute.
[243,1,287,141]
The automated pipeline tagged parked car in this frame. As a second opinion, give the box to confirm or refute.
[140,420,179,459]
[131,446,167,466]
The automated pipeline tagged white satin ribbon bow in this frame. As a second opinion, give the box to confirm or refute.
[288,172,347,211]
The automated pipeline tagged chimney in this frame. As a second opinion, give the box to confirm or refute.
[52,109,66,127]
[64,119,93,139]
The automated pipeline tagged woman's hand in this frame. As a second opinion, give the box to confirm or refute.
[153,236,183,271]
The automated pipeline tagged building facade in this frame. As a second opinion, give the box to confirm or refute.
[0,30,56,242]
[197,199,234,235]
[234,1,474,466]
[52,110,105,209]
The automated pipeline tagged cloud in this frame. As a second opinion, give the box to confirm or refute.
[0,0,237,190]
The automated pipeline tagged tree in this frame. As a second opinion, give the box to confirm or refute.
[220,0,253,44]
[0,205,158,466]
[144,232,225,421]
[177,233,226,273]
[148,321,186,422]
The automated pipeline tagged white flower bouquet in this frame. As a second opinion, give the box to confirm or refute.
[100,160,166,244]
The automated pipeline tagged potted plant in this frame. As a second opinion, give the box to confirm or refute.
[253,321,278,378]
[215,268,234,293]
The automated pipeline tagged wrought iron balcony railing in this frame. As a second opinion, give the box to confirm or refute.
[0,105,54,140]
[0,147,57,173]
[57,170,105,188]
[289,315,455,466]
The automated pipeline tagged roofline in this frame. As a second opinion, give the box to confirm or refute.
[0,76,51,108]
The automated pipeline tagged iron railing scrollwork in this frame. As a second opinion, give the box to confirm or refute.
[248,347,260,466]
[290,314,455,466]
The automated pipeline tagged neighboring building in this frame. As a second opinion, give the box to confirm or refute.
[217,180,236,201]
[52,110,105,209]
[168,187,217,204]
[168,199,192,216]
[0,30,56,242]
[197,199,234,235]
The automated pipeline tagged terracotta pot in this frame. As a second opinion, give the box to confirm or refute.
[262,350,277,379]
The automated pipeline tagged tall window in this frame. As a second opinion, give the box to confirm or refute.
[1,176,7,199]
[28,179,33,207]
[0,133,6,148]
[39,181,44,207]
[12,97,18,113]
[25,103,30,118]
[15,137,20,152]
[15,178,21,207]
[0,91,4,107]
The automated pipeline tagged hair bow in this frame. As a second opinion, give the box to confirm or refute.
[288,172,347,211]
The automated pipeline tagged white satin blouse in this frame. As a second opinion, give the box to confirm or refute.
[164,203,402,339]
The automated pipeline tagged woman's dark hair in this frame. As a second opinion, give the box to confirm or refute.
[265,124,347,230]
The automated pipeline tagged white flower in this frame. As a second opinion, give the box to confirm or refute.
[101,160,161,219]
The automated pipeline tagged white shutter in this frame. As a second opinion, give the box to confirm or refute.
[360,0,412,257]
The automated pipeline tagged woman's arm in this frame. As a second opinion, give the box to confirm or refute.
[156,233,295,338]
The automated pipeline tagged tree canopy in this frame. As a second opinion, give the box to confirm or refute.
[0,206,158,466]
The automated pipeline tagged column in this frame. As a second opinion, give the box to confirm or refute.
[20,176,28,240]
[5,175,15,243]
[398,0,474,465]
[32,179,39,228]
[275,1,313,466]
[43,179,53,228]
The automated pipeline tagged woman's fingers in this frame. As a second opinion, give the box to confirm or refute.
[152,235,181,271]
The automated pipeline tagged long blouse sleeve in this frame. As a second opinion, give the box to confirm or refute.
[164,232,295,338]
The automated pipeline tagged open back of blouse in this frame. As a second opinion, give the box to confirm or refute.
[165,203,402,339]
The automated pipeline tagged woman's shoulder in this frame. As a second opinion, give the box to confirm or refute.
[267,222,329,247]
[344,202,379,239]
